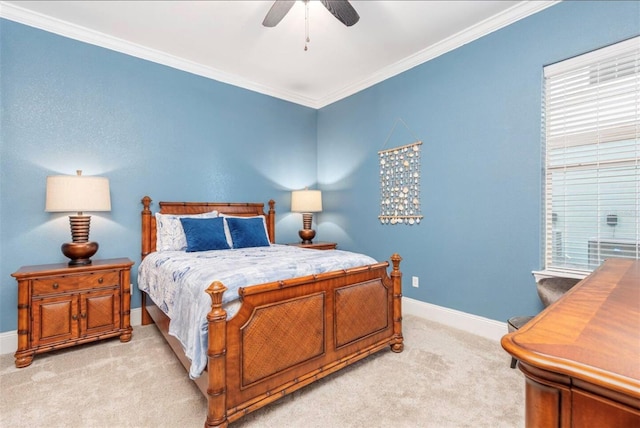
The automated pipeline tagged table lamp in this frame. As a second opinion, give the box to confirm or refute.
[291,188,322,244]
[45,170,111,266]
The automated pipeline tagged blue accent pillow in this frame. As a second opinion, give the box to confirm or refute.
[179,217,230,252]
[225,217,270,249]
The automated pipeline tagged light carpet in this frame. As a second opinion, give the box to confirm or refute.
[0,315,524,427]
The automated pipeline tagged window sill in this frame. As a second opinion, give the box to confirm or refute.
[532,269,589,284]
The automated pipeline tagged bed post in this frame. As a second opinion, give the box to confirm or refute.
[267,199,276,243]
[141,196,153,326]
[390,253,404,352]
[205,281,229,428]
[141,196,153,258]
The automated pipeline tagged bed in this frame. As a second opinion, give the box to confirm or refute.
[138,196,404,427]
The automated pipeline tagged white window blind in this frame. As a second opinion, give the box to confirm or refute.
[543,36,640,275]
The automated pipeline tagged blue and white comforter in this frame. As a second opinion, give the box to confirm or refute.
[137,244,377,378]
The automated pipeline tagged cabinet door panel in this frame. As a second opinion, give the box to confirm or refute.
[81,289,120,336]
[32,295,78,347]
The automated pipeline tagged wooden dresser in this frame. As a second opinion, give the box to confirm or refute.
[12,257,134,368]
[502,258,640,427]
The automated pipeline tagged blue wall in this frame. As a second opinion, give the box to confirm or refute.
[317,1,640,321]
[1,1,638,333]
[0,19,317,332]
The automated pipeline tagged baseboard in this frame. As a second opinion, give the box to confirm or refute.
[0,330,15,356]
[1,301,506,355]
[402,297,507,342]
[130,306,142,329]
[0,308,143,356]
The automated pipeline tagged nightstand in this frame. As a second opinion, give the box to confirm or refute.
[12,257,134,368]
[287,242,337,250]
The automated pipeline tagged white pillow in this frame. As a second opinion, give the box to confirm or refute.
[220,214,270,248]
[155,211,218,251]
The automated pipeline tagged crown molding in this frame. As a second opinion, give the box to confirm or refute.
[0,1,318,107]
[316,1,560,108]
[0,1,559,110]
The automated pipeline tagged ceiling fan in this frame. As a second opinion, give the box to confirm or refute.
[262,0,360,28]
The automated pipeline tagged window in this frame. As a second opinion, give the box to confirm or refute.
[542,36,639,276]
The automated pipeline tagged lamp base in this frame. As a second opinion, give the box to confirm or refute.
[61,241,99,266]
[298,229,316,245]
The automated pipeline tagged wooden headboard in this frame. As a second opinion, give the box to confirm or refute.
[141,196,276,260]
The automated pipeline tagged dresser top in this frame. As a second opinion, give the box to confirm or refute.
[502,258,640,398]
[12,257,134,278]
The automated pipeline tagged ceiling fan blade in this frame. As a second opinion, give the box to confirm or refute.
[320,0,360,27]
[262,0,296,27]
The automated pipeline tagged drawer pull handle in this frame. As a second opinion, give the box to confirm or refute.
[98,278,104,284]
[72,314,78,320]
[81,313,87,319]
[52,283,59,289]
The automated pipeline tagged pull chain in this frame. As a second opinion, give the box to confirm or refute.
[304,0,310,51]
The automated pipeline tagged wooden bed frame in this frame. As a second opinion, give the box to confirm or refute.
[140,196,404,427]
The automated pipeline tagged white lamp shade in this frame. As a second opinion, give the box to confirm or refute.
[45,174,111,212]
[291,189,322,213]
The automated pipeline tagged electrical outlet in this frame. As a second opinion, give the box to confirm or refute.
[412,276,419,288]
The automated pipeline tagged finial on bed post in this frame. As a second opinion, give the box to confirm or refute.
[390,253,404,353]
[391,253,401,272]
[205,281,229,428]
[142,195,151,212]
[141,196,152,259]
[267,199,276,243]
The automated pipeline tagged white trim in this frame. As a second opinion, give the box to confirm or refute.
[0,1,318,108]
[0,308,143,356]
[0,302,507,355]
[318,1,559,108]
[544,35,640,77]
[402,297,507,342]
[0,330,16,356]
[532,269,588,283]
[0,1,558,109]
[130,306,142,329]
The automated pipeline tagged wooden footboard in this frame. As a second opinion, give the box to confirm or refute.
[139,196,403,427]
[204,256,403,427]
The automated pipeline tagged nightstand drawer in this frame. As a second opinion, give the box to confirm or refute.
[32,271,120,296]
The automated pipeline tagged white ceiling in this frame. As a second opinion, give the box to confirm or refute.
[1,1,557,108]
